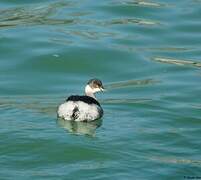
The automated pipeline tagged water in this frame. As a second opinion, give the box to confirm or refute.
[0,0,201,179]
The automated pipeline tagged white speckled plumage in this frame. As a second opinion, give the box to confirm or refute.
[57,101,103,121]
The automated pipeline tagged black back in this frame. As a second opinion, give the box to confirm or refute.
[66,95,101,107]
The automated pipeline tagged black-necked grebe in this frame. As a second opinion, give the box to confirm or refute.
[57,79,105,122]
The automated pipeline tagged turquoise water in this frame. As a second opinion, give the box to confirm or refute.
[1,0,201,179]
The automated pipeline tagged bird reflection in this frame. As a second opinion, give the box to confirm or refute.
[57,118,102,136]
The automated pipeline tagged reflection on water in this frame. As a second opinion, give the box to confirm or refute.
[58,29,118,41]
[150,156,201,165]
[0,1,74,28]
[153,57,201,68]
[105,18,159,26]
[102,98,152,104]
[57,118,102,136]
[105,78,158,90]
[113,0,164,8]
[0,0,159,40]
[0,1,157,28]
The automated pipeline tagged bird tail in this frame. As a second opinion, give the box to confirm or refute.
[71,106,79,120]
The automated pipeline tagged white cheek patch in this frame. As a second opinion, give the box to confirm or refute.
[85,85,93,94]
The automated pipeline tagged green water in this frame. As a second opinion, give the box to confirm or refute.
[0,0,201,179]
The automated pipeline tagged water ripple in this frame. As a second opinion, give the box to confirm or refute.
[150,156,201,166]
[105,78,158,89]
[104,18,159,26]
[0,2,74,28]
[101,98,152,104]
[58,29,118,41]
[152,57,201,68]
[111,0,165,8]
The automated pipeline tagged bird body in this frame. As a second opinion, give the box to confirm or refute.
[57,79,104,122]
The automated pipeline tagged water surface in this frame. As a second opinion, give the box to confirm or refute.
[0,0,201,179]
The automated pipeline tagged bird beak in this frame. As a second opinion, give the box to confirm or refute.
[100,86,105,92]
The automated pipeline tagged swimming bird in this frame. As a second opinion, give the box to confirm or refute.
[57,79,105,122]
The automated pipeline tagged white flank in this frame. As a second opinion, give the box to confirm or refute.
[57,101,102,122]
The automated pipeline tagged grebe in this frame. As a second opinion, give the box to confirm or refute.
[57,79,105,122]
